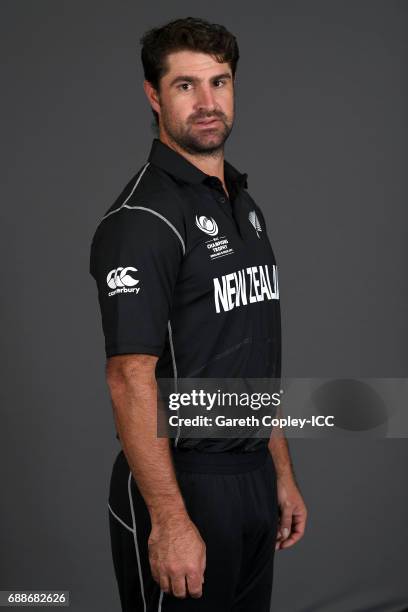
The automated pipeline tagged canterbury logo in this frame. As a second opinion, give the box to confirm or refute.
[195,215,218,236]
[106,267,140,297]
[248,210,262,238]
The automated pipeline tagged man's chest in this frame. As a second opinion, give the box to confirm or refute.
[173,189,279,315]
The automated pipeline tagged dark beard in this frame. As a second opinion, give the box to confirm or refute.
[162,111,233,158]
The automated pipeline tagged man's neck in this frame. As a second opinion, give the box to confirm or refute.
[159,132,227,194]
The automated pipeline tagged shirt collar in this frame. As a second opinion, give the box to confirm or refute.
[147,138,248,190]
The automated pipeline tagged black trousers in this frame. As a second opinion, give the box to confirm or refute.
[108,447,279,612]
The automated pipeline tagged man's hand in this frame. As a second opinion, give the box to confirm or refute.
[148,514,206,598]
[275,476,307,551]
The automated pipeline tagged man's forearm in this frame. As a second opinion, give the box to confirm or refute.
[107,357,187,524]
[268,428,295,483]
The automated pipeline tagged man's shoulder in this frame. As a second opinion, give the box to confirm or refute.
[102,161,186,219]
[90,162,186,255]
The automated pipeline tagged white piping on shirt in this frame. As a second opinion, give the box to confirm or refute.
[102,162,150,220]
[122,205,185,255]
[100,162,186,255]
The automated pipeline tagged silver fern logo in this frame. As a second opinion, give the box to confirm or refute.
[248,210,262,238]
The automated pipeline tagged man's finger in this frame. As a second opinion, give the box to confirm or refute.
[186,573,203,598]
[159,574,171,594]
[279,506,293,539]
[280,516,306,549]
[170,575,187,599]
[280,531,302,548]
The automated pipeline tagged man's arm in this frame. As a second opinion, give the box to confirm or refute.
[268,431,295,482]
[268,417,308,550]
[106,353,206,599]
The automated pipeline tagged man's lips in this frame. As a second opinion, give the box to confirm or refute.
[194,117,221,126]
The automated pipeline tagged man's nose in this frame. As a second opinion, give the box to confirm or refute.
[194,85,217,112]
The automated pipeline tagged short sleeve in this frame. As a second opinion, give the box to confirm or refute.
[89,208,184,358]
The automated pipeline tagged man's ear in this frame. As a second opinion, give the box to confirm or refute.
[143,80,160,116]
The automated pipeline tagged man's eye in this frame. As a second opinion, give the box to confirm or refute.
[214,79,226,87]
[178,83,192,91]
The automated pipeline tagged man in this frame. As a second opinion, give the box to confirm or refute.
[89,16,307,612]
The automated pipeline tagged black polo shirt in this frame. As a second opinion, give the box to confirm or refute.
[89,138,281,452]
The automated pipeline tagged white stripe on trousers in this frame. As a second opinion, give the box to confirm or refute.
[127,470,165,611]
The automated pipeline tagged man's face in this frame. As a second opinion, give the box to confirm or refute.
[152,50,234,155]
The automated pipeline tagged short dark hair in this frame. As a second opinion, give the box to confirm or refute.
[140,17,240,126]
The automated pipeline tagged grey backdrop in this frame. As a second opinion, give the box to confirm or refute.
[1,1,407,611]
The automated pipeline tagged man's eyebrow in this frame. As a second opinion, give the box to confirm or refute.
[169,73,232,87]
